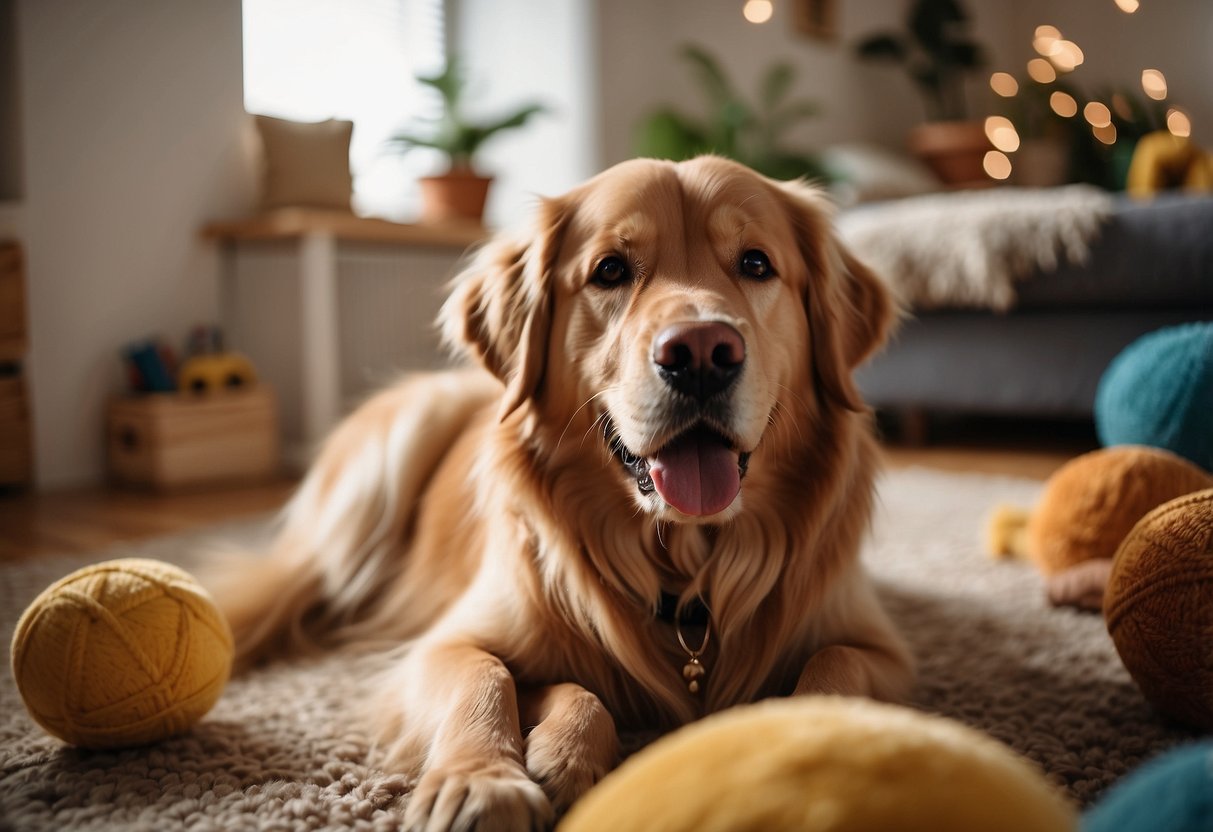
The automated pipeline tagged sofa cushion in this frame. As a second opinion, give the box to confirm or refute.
[1015,193,1213,310]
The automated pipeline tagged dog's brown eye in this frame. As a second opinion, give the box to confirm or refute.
[739,249,774,280]
[592,256,630,288]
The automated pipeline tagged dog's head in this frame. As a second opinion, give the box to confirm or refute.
[443,156,891,523]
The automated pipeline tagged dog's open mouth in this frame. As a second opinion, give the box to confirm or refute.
[606,419,751,517]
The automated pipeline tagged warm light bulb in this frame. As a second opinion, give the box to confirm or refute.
[1084,102,1112,128]
[1142,69,1168,100]
[1033,34,1060,56]
[1115,0,1139,12]
[1167,109,1192,138]
[1050,41,1084,72]
[990,72,1019,97]
[984,116,1021,153]
[1093,123,1118,145]
[984,151,1012,180]
[1034,25,1062,41]
[1027,58,1057,84]
[1050,91,1078,117]
[743,0,774,24]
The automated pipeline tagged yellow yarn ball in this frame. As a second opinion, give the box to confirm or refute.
[561,698,1077,832]
[10,558,233,749]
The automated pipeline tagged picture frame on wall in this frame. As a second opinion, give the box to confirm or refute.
[792,0,838,41]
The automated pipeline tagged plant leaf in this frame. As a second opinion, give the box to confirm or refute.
[767,100,822,136]
[856,34,908,62]
[634,109,711,160]
[475,104,547,141]
[946,40,986,69]
[910,0,966,53]
[760,62,796,110]
[681,44,739,110]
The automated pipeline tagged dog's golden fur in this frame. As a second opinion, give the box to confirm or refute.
[213,157,913,831]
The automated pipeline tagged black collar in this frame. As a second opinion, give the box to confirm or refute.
[656,591,710,627]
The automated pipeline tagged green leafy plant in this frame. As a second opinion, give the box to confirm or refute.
[635,45,828,182]
[856,0,986,121]
[388,58,546,173]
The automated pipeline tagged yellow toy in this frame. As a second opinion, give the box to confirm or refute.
[560,698,1076,832]
[178,352,258,394]
[10,558,233,749]
[1105,489,1213,731]
[988,446,1211,578]
[1126,131,1213,198]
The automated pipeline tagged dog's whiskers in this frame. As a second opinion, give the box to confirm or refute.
[556,389,615,455]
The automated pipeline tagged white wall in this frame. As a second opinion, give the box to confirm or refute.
[16,0,254,487]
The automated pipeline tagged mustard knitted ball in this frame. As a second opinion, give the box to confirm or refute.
[560,698,1077,832]
[10,558,233,749]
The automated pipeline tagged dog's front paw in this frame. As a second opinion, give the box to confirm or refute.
[525,720,612,815]
[404,759,553,832]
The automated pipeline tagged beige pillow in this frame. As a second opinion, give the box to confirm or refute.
[254,114,354,211]
[822,142,942,207]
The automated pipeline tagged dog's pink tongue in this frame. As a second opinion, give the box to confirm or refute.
[649,433,740,517]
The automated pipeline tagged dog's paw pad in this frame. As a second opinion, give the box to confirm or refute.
[404,760,552,832]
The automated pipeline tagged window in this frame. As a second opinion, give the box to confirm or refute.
[242,0,445,219]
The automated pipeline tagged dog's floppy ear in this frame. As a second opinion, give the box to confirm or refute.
[778,180,894,412]
[440,197,568,418]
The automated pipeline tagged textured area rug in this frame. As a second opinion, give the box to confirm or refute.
[0,468,1197,830]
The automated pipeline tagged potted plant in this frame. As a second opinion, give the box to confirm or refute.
[856,0,989,186]
[635,45,829,183]
[389,58,545,225]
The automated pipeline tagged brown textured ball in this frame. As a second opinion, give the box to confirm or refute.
[1027,447,1212,575]
[1104,488,1213,731]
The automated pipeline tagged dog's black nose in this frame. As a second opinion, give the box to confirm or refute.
[653,321,746,400]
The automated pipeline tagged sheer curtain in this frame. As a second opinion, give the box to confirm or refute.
[242,0,445,220]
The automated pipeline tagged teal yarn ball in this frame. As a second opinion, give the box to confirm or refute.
[1095,322,1213,471]
[1083,743,1213,832]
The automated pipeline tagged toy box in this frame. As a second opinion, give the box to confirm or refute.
[107,387,279,489]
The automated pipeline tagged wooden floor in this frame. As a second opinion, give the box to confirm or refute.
[0,416,1098,562]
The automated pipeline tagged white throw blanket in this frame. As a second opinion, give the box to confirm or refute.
[836,185,1115,312]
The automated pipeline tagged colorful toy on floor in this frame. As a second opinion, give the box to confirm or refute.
[1104,489,1213,731]
[10,558,233,749]
[988,446,1211,580]
[123,339,178,393]
[559,698,1076,832]
[1083,742,1213,832]
[178,324,258,394]
[1095,322,1213,472]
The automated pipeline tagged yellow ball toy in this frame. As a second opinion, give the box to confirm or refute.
[561,698,1076,832]
[10,558,233,749]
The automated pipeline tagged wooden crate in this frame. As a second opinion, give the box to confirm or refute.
[107,387,280,489]
[0,242,25,362]
[0,373,32,485]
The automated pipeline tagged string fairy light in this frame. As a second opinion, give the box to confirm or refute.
[743,0,773,24]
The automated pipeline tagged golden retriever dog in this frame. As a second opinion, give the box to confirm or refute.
[214,156,913,831]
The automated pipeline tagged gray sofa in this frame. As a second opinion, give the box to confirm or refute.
[853,192,1213,427]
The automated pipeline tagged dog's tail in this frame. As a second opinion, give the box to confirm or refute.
[204,369,499,669]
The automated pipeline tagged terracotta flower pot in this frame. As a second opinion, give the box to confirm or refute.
[419,170,493,224]
[908,120,992,188]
